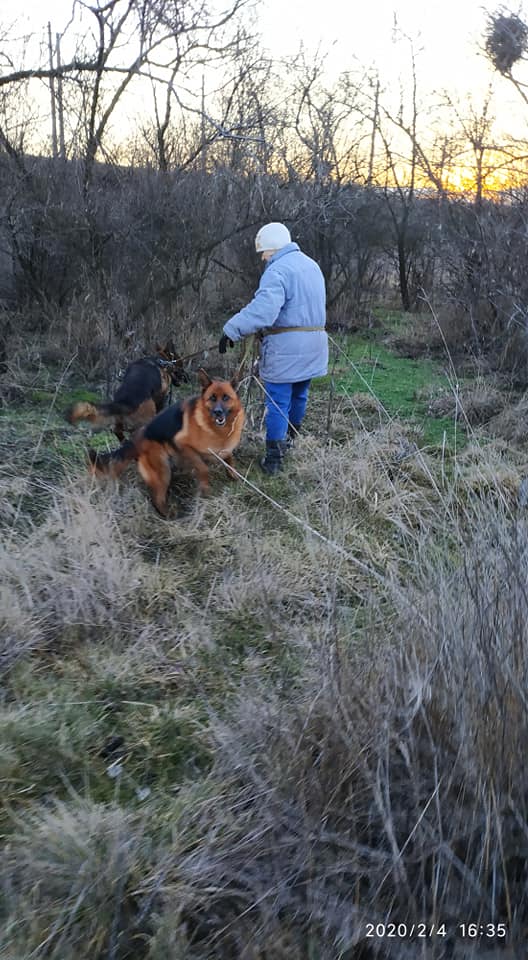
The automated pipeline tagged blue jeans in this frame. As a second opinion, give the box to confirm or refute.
[263,379,311,442]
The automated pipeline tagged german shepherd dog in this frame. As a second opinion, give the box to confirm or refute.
[65,343,186,441]
[88,369,245,516]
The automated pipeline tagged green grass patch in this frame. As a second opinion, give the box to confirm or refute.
[320,334,467,448]
[0,385,118,483]
[58,386,101,406]
[0,665,212,833]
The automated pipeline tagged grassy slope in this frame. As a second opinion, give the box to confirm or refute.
[1,332,526,957]
[317,333,466,446]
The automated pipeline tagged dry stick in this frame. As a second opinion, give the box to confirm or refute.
[235,338,261,432]
[166,341,220,365]
[373,775,446,902]
[208,449,429,625]
[491,781,513,926]
[327,334,393,420]
[325,347,338,439]
[337,379,447,508]
[215,337,500,618]
[328,330,453,502]
[235,333,257,381]
[251,375,295,432]
[329,326,463,445]
[244,334,393,439]
[322,350,451,528]
[417,294,481,448]
[239,374,261,434]
[241,336,492,570]
[209,449,359,563]
[30,888,88,960]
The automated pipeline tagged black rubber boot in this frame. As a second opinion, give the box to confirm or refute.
[285,422,302,450]
[259,440,287,475]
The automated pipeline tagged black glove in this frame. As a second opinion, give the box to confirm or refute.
[219,334,234,354]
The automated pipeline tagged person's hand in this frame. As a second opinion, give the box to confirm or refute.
[219,334,234,354]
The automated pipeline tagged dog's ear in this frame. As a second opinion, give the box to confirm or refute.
[230,373,240,392]
[197,368,212,390]
[162,338,177,360]
[158,343,177,361]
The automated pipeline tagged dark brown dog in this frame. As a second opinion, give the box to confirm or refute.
[65,343,186,441]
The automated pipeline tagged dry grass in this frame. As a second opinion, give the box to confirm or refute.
[425,381,507,425]
[1,801,155,959]
[1,366,527,957]
[385,311,447,358]
[151,503,528,958]
[486,393,528,445]
[0,480,161,669]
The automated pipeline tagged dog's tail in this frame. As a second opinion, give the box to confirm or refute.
[88,437,140,479]
[65,400,131,428]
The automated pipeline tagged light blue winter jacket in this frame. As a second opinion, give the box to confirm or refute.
[223,243,328,383]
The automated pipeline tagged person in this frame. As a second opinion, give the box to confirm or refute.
[219,222,328,475]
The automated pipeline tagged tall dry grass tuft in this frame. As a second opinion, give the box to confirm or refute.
[1,480,159,668]
[148,495,528,957]
[1,801,156,960]
[487,394,528,445]
[426,380,507,425]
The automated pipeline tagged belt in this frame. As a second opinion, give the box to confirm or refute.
[262,325,326,335]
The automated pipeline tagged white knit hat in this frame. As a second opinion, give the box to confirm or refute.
[255,222,291,253]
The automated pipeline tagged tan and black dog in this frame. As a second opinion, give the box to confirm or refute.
[65,343,186,441]
[88,369,245,516]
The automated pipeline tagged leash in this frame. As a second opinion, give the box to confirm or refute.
[157,342,220,367]
[160,326,324,368]
[235,334,258,381]
[160,337,257,384]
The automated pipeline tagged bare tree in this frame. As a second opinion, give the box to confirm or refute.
[365,36,423,311]
[440,88,510,207]
[138,40,276,174]
[1,0,251,186]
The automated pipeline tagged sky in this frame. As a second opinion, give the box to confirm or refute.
[13,0,508,76]
[11,0,508,91]
[6,0,528,143]
[256,0,525,119]
[258,0,488,78]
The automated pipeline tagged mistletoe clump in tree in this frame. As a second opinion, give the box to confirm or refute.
[484,9,528,75]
